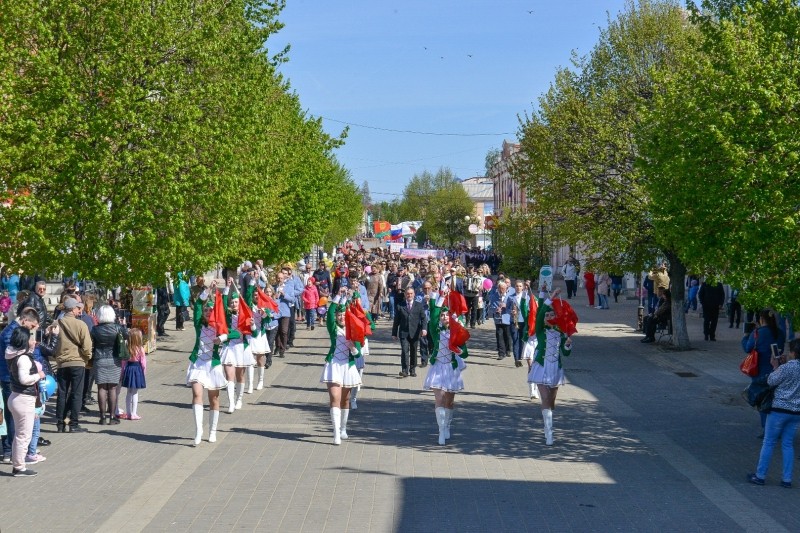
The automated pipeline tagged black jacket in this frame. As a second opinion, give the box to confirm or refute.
[392,299,426,340]
[18,292,51,328]
[699,282,725,309]
[90,323,129,361]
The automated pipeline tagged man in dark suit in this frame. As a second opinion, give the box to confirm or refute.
[392,287,427,377]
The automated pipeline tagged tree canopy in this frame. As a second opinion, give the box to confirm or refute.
[640,0,800,312]
[0,0,360,284]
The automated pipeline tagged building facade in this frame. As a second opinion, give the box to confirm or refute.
[460,176,493,249]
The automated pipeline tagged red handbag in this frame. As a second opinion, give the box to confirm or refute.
[740,330,759,377]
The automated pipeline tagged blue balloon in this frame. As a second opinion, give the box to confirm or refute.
[41,375,57,400]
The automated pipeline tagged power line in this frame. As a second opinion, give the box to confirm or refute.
[322,116,515,137]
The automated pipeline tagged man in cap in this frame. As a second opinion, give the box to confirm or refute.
[53,297,93,432]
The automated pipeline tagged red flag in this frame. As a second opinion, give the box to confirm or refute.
[351,298,373,336]
[551,298,579,336]
[445,290,467,316]
[448,314,470,354]
[345,306,366,344]
[256,287,278,313]
[527,298,539,337]
[208,291,229,336]
[237,296,254,337]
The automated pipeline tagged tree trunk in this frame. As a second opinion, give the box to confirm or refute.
[666,250,691,350]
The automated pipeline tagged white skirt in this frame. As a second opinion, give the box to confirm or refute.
[527,359,565,387]
[219,340,255,367]
[249,333,270,355]
[423,359,464,393]
[522,338,537,361]
[186,358,228,390]
[320,358,362,388]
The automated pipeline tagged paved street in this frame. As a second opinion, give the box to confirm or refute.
[2,287,798,532]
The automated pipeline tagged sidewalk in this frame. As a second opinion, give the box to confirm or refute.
[1,287,797,532]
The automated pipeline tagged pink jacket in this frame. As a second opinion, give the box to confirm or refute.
[302,286,319,310]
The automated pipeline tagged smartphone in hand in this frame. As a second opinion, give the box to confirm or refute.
[770,343,780,359]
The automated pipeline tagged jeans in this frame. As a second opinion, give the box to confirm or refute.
[56,366,85,427]
[756,410,800,483]
[388,295,396,319]
[598,294,609,309]
[305,309,315,328]
[511,322,525,361]
[28,417,40,456]
[1,381,15,456]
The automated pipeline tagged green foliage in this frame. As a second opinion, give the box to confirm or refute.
[0,0,357,284]
[395,167,472,247]
[515,0,691,275]
[640,0,800,312]
[494,208,558,279]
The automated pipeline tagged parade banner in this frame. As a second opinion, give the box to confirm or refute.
[399,248,445,260]
[389,242,404,253]
[373,221,391,239]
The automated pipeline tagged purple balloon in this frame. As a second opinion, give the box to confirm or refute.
[482,278,493,291]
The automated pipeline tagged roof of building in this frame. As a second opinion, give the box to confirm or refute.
[461,177,493,200]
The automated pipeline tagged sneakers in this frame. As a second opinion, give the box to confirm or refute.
[12,468,37,477]
[25,453,46,464]
[747,473,765,486]
[1,454,11,464]
[781,481,792,488]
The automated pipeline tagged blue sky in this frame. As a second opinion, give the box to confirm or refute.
[268,1,629,201]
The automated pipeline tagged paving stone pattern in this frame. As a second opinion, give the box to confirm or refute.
[1,284,797,532]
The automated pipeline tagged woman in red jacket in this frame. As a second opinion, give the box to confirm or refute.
[583,271,596,307]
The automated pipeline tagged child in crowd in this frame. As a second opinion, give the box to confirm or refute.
[121,329,147,420]
[0,290,11,319]
[302,278,319,330]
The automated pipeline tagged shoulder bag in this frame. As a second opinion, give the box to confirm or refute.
[739,329,759,377]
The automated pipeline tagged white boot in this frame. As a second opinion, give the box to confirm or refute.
[444,408,453,440]
[192,404,204,446]
[340,408,350,439]
[436,407,447,445]
[246,366,254,394]
[226,382,235,414]
[542,408,553,446]
[235,382,244,410]
[209,410,219,443]
[529,382,540,400]
[331,407,342,445]
[256,367,265,390]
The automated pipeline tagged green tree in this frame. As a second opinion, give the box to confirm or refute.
[424,183,476,248]
[484,148,501,175]
[639,0,800,312]
[0,0,356,282]
[494,208,559,279]
[515,0,695,347]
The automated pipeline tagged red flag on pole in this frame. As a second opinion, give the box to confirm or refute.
[527,298,539,337]
[208,291,229,336]
[238,296,254,337]
[256,287,279,313]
